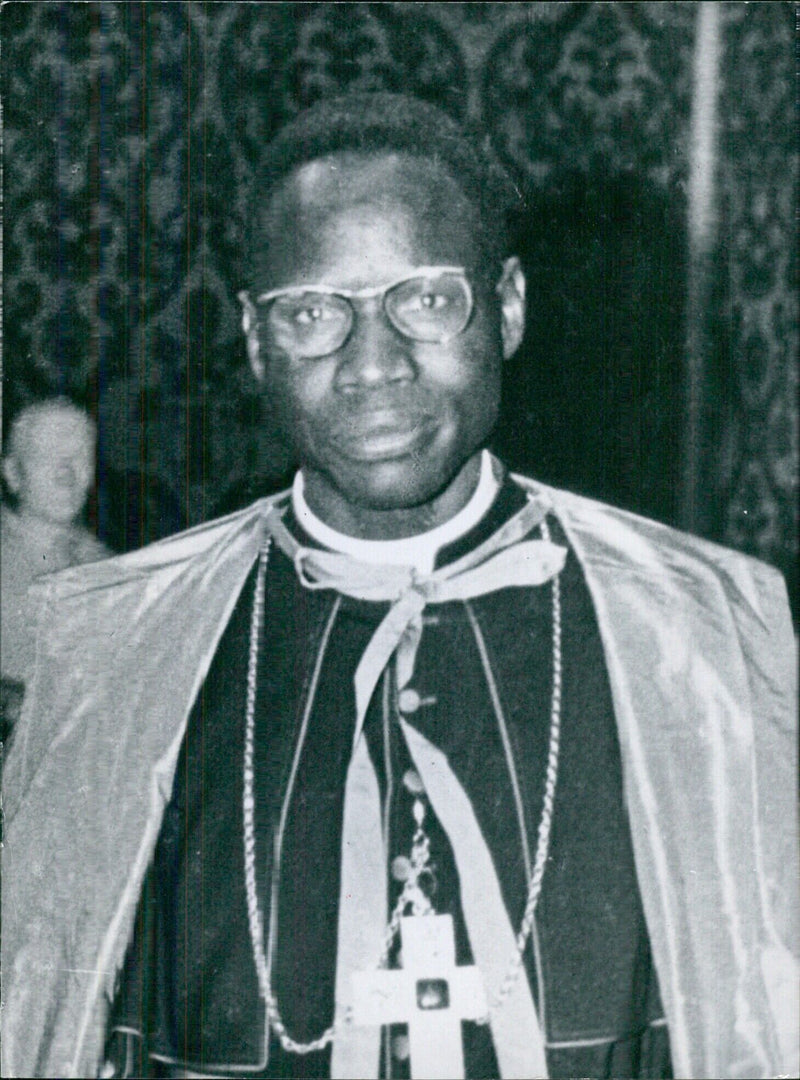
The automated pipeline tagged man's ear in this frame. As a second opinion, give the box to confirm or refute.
[496,256,526,360]
[237,290,265,382]
[2,454,21,495]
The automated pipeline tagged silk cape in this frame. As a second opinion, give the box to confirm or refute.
[2,476,797,1079]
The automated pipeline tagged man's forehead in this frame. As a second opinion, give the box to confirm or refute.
[251,150,480,287]
[264,150,474,222]
[10,403,94,452]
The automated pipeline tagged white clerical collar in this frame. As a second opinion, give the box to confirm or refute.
[291,449,500,573]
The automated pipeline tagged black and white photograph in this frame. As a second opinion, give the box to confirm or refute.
[1,4,797,1078]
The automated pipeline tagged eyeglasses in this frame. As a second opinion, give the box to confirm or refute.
[242,266,474,359]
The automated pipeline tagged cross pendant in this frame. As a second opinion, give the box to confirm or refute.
[352,914,488,1080]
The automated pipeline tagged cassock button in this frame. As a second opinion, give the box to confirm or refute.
[402,769,425,795]
[392,1033,411,1061]
[398,688,421,714]
[392,855,412,881]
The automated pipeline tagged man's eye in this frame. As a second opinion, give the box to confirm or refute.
[293,304,334,325]
[408,291,449,312]
[268,293,343,326]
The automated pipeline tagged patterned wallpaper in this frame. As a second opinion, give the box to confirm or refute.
[717,4,797,602]
[2,2,796,605]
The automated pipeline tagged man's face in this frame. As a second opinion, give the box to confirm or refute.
[3,404,95,526]
[243,152,523,518]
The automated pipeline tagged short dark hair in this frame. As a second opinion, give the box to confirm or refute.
[248,92,520,272]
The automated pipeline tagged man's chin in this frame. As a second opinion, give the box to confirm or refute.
[331,458,459,513]
[25,504,81,528]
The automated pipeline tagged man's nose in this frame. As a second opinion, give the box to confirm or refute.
[334,307,416,391]
[53,460,80,486]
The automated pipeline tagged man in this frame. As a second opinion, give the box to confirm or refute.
[1,396,109,740]
[2,94,797,1080]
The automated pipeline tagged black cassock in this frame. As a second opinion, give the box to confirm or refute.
[106,479,672,1079]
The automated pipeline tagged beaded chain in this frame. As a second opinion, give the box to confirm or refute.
[242,515,563,1054]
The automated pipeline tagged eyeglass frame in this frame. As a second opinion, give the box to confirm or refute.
[238,265,475,357]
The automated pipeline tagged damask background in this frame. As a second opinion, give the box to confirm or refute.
[2,2,796,610]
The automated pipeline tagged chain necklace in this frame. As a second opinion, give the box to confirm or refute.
[242,516,563,1054]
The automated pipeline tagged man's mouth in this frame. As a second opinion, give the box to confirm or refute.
[332,415,435,463]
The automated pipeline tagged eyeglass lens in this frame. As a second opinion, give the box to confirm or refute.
[263,271,472,357]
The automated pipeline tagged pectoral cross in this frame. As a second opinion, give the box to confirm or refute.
[352,914,488,1080]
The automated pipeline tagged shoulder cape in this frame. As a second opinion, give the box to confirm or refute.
[2,479,797,1078]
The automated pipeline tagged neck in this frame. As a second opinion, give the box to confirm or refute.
[300,454,485,541]
[13,506,76,549]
